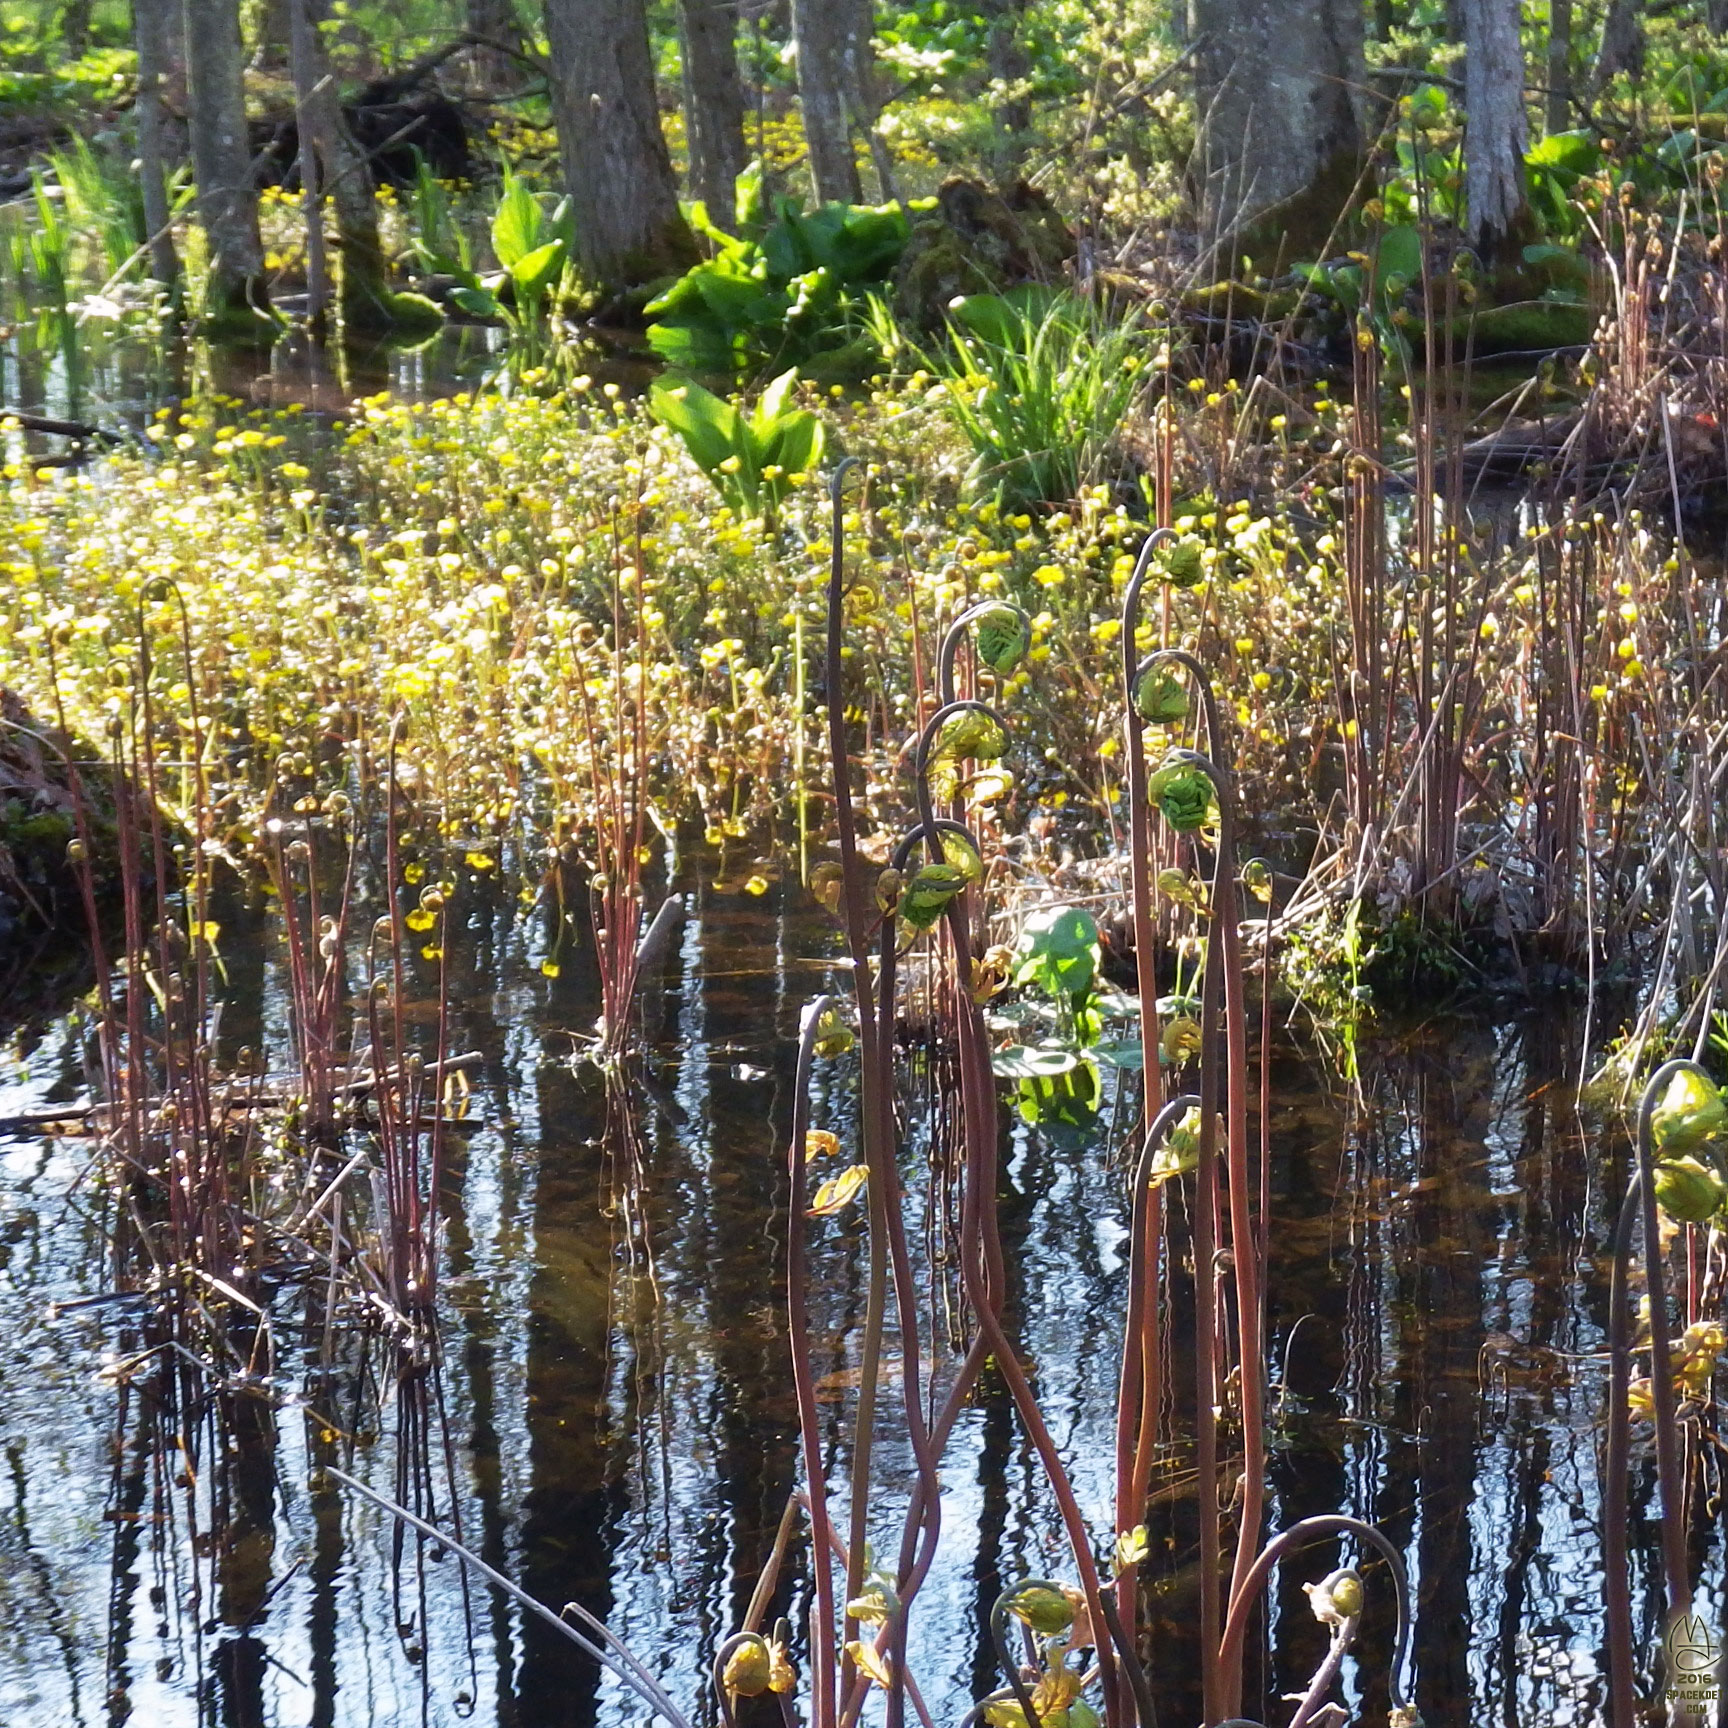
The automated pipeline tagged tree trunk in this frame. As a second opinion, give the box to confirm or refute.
[183,0,268,320]
[678,0,747,227]
[62,0,94,54]
[789,0,874,204]
[1188,0,1366,263]
[294,0,396,332]
[287,0,330,330]
[1546,0,1572,135]
[1461,0,1529,259]
[981,0,1031,175]
[254,0,291,69]
[134,0,181,287]
[541,0,697,291]
[464,0,525,94]
[1593,0,1645,90]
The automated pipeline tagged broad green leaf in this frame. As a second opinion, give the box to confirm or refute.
[650,378,742,478]
[1013,905,1101,1000]
[491,174,541,268]
[1374,225,1422,288]
[1090,1039,1145,1070]
[447,284,502,320]
[991,1043,1081,1078]
[757,367,799,424]
[828,204,910,280]
[759,408,824,479]
[510,239,566,297]
[1526,130,1600,176]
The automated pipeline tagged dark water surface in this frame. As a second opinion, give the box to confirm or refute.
[0,864,1707,1728]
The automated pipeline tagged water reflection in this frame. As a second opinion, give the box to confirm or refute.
[0,864,1714,1725]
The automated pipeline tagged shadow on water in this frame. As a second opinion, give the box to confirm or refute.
[0,853,1705,1727]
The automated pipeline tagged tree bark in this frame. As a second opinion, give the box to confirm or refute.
[295,0,396,331]
[789,0,874,204]
[255,0,291,69]
[183,0,268,319]
[678,0,747,226]
[62,0,94,55]
[1461,0,1529,258]
[1593,0,1645,90]
[541,0,697,291]
[287,0,330,329]
[981,0,1031,175]
[1188,0,1366,263]
[1545,0,1572,135]
[134,0,181,287]
[465,0,526,94]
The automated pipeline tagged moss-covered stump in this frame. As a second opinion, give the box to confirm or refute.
[0,688,124,948]
[893,176,1075,330]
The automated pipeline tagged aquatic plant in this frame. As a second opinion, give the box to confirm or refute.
[644,190,910,379]
[922,289,1151,507]
[649,368,826,525]
[1603,1058,1721,1722]
[444,169,575,359]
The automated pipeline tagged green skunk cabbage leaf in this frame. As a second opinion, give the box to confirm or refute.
[1015,1064,1099,1140]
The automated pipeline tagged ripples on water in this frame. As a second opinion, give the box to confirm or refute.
[0,865,1705,1726]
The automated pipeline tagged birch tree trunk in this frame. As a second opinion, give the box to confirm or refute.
[542,0,697,290]
[789,0,874,204]
[1189,0,1365,262]
[134,0,181,287]
[183,0,268,321]
[1461,0,1529,259]
[678,0,747,226]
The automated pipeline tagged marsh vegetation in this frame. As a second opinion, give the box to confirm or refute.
[5,2,1728,1726]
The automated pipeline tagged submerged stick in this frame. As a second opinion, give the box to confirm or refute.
[326,1466,693,1728]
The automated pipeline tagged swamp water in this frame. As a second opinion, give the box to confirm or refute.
[0,858,1704,1728]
